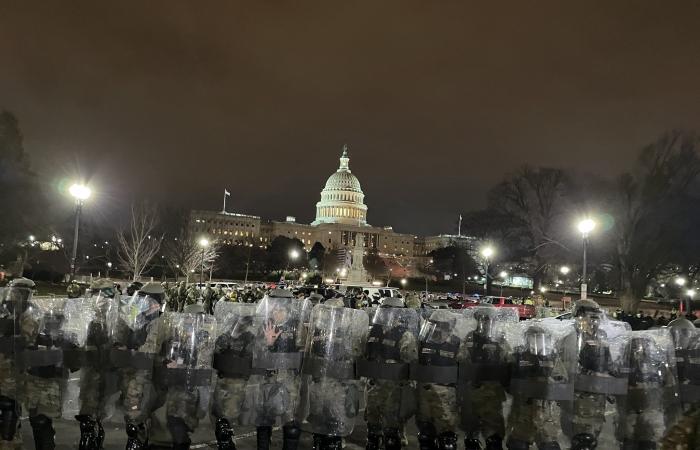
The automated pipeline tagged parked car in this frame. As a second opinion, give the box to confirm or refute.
[448,296,481,309]
[480,296,536,320]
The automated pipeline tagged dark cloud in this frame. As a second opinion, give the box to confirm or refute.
[1,1,699,235]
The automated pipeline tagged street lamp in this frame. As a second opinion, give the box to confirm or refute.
[499,271,508,296]
[676,277,687,287]
[68,183,91,280]
[577,218,595,300]
[198,237,209,284]
[481,246,494,295]
[400,278,408,287]
[560,266,570,275]
[106,262,112,278]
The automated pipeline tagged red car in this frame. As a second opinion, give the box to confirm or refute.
[448,296,481,309]
[480,296,535,320]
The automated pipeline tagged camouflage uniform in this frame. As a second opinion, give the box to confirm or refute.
[0,278,37,450]
[155,307,215,449]
[360,302,419,450]
[210,302,258,449]
[506,321,575,450]
[669,317,700,412]
[462,306,516,450]
[617,332,679,448]
[661,406,700,450]
[298,301,368,449]
[413,310,470,450]
[249,291,311,450]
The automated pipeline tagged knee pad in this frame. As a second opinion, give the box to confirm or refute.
[366,423,382,449]
[438,432,458,450]
[537,442,561,450]
[0,396,19,441]
[166,416,191,446]
[417,422,437,449]
[464,433,482,450]
[571,433,597,450]
[384,428,402,450]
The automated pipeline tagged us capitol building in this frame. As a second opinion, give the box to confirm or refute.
[190,146,476,272]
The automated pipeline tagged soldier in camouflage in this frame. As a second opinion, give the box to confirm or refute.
[413,309,469,450]
[156,304,215,449]
[66,281,83,299]
[0,277,36,450]
[211,302,258,450]
[463,305,515,450]
[506,322,575,450]
[108,282,165,450]
[360,298,419,450]
[298,299,368,450]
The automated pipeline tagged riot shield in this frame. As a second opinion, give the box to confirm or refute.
[616,329,680,446]
[248,293,311,427]
[60,295,116,420]
[211,302,258,426]
[506,319,576,448]
[297,304,368,436]
[669,318,700,406]
[157,312,216,417]
[411,310,471,438]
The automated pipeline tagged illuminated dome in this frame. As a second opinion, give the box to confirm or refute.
[312,145,368,226]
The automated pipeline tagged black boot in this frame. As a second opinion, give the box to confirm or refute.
[366,424,382,450]
[96,419,105,449]
[215,418,236,450]
[76,415,98,450]
[636,442,657,450]
[0,396,20,441]
[485,434,503,450]
[282,423,302,450]
[325,435,343,450]
[384,427,402,450]
[571,433,597,450]
[538,441,560,450]
[464,432,482,450]
[167,416,191,450]
[257,426,272,450]
[29,414,55,450]
[417,422,437,450]
[125,423,146,450]
[438,432,458,450]
[313,433,324,450]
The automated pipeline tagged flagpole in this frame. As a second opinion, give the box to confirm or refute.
[458,214,462,236]
[222,190,227,213]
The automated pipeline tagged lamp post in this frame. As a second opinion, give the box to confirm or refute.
[577,219,595,300]
[481,246,494,295]
[499,271,508,297]
[283,249,300,281]
[106,262,112,278]
[198,237,209,285]
[68,183,91,280]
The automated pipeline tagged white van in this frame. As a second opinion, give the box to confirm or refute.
[337,285,403,305]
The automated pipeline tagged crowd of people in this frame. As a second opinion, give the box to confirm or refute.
[1,276,700,450]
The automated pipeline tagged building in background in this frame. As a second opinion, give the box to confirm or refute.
[189,147,477,274]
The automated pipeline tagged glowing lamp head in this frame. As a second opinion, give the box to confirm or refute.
[198,237,210,248]
[69,184,91,201]
[676,277,687,287]
[560,266,571,275]
[577,218,595,235]
[289,249,300,260]
[481,246,494,259]
[400,278,408,286]
[499,271,508,279]
[687,289,696,298]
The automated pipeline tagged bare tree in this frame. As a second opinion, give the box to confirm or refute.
[487,166,570,289]
[116,202,163,281]
[611,131,700,312]
[163,225,218,283]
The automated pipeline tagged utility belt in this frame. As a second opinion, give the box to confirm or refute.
[301,357,356,380]
[110,348,156,371]
[18,347,63,370]
[356,359,410,381]
[154,366,212,387]
[63,349,103,369]
[510,378,574,401]
[213,351,254,378]
[575,374,628,395]
[252,351,303,373]
[410,362,459,385]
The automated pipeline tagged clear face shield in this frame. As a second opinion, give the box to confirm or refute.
[2,286,32,316]
[132,294,162,329]
[475,313,495,339]
[575,312,601,338]
[671,327,695,351]
[421,318,454,343]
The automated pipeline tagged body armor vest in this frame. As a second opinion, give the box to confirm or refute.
[366,325,404,362]
[419,336,460,367]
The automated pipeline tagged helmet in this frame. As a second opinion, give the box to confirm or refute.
[572,299,602,318]
[9,277,35,289]
[3,277,35,314]
[473,305,498,338]
[89,278,116,299]
[669,317,696,349]
[126,281,143,296]
[269,288,293,299]
[139,282,166,304]
[381,298,404,308]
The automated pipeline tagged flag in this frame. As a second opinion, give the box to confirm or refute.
[224,189,231,196]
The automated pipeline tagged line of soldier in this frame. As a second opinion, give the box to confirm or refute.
[1,277,699,450]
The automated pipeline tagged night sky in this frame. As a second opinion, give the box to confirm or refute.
[2,1,699,235]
